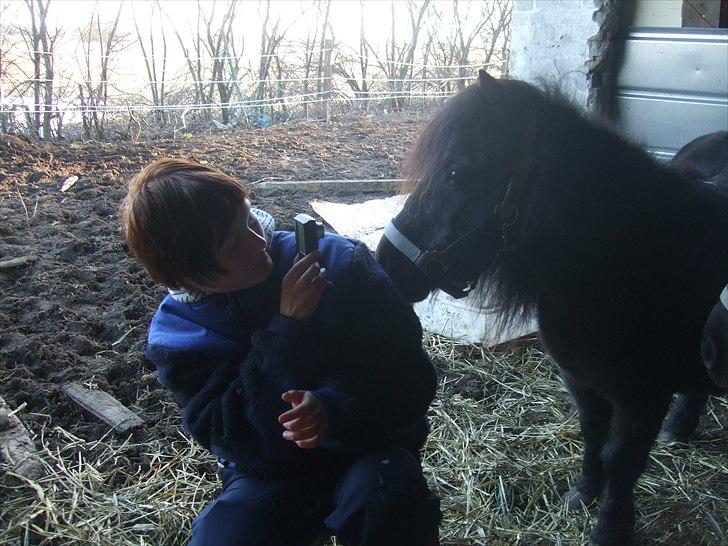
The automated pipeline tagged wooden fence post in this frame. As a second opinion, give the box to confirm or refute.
[323,39,333,123]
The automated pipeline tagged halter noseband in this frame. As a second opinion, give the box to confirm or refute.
[383,220,480,299]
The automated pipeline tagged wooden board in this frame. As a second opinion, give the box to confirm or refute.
[0,396,44,480]
[61,383,144,434]
[255,178,402,194]
[0,256,36,270]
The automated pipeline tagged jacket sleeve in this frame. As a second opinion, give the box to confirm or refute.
[146,315,324,468]
[314,243,437,451]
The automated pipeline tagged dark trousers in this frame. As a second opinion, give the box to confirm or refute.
[188,448,441,546]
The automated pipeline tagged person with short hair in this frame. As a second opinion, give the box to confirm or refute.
[120,158,441,546]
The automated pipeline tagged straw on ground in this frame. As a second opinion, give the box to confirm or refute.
[1,335,726,545]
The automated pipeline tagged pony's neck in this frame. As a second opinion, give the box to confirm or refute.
[492,97,724,314]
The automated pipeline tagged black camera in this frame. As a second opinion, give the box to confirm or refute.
[294,213,325,257]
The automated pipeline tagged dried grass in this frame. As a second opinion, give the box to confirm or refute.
[1,335,726,545]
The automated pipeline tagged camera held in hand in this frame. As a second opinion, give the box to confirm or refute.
[294,213,325,257]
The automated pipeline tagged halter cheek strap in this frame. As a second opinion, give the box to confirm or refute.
[493,117,537,252]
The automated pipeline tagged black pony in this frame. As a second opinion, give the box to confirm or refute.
[659,130,728,442]
[671,130,728,187]
[376,72,727,545]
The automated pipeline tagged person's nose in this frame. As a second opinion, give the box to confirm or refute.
[245,224,267,252]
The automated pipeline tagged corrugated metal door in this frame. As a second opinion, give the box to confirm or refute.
[616,27,728,160]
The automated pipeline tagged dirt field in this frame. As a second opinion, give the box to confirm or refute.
[1,115,726,546]
[0,113,423,427]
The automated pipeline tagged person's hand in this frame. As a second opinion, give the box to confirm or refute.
[279,251,327,319]
[279,390,329,449]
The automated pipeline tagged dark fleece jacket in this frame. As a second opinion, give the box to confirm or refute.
[145,232,437,477]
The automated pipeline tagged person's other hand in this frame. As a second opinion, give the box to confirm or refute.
[279,251,327,319]
[279,390,329,449]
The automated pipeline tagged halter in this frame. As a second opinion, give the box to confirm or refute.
[382,123,536,300]
[383,220,481,299]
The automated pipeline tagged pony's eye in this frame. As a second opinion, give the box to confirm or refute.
[449,170,457,182]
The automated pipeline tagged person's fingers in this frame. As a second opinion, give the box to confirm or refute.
[299,272,327,299]
[282,423,320,442]
[282,413,316,432]
[282,407,322,431]
[280,390,305,405]
[295,436,322,449]
[295,262,321,289]
[283,251,320,284]
[278,400,314,424]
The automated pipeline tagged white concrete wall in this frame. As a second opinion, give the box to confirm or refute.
[509,0,600,110]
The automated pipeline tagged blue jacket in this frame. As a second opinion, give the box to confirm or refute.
[145,232,437,477]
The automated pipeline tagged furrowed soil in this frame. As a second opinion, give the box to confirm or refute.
[0,114,422,502]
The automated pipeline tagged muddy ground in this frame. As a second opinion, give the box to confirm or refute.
[1,113,727,546]
[0,113,423,498]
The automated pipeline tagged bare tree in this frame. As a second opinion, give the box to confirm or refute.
[77,2,125,140]
[484,0,512,75]
[300,0,323,118]
[17,0,60,138]
[365,0,431,110]
[428,1,510,94]
[419,18,436,96]
[170,2,210,118]
[170,1,244,126]
[0,0,512,139]
[452,0,490,90]
[201,0,243,125]
[0,1,13,132]
[333,0,370,103]
[254,0,288,106]
[314,0,331,97]
[134,1,167,123]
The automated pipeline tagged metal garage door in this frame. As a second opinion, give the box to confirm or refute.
[616,27,728,160]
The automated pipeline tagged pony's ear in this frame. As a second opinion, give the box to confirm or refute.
[478,69,501,91]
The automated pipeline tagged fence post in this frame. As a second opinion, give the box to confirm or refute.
[323,39,333,123]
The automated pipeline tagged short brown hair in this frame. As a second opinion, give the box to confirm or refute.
[120,158,247,289]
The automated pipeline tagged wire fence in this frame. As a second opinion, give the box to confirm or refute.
[0,42,508,140]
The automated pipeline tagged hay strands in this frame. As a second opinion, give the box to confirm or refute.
[0,396,45,480]
[61,382,144,434]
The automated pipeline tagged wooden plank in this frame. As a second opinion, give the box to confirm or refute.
[0,396,44,480]
[0,256,36,270]
[61,383,143,434]
[255,178,403,194]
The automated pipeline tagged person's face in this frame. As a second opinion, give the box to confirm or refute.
[190,199,273,293]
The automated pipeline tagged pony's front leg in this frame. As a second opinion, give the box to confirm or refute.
[659,391,709,442]
[561,371,612,508]
[591,393,672,546]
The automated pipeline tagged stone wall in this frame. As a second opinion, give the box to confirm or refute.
[508,0,600,110]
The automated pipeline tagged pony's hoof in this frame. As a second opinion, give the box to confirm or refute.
[589,510,634,545]
[565,485,598,511]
